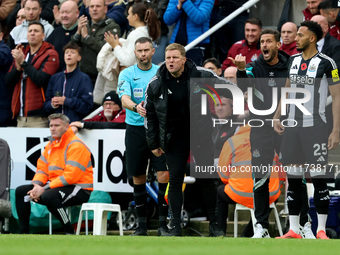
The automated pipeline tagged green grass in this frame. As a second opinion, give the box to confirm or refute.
[0,235,338,255]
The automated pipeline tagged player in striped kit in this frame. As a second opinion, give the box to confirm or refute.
[274,21,340,239]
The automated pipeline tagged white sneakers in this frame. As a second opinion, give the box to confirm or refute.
[299,222,316,239]
[252,223,270,238]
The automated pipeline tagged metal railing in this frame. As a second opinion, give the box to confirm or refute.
[184,0,260,52]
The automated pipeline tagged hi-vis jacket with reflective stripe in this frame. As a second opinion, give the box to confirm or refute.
[218,125,283,208]
[32,127,93,191]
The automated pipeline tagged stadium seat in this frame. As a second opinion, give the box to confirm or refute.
[75,203,123,236]
[234,203,283,237]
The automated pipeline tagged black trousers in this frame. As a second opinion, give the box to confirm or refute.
[15,184,90,233]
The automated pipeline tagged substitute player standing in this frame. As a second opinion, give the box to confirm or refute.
[274,21,340,239]
[231,29,290,238]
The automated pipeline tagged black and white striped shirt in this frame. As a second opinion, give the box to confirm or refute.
[286,52,339,127]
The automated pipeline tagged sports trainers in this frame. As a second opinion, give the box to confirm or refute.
[209,222,225,237]
[157,226,169,236]
[316,230,329,239]
[252,223,270,238]
[130,228,148,236]
[276,229,302,239]
[299,222,316,239]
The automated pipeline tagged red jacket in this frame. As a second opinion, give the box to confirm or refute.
[84,109,126,123]
[222,39,261,70]
[8,41,59,118]
[302,7,318,21]
[280,41,299,56]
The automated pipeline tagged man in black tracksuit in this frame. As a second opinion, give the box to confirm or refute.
[145,43,226,236]
[231,29,290,238]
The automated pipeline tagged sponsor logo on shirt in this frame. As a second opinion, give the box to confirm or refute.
[290,74,315,85]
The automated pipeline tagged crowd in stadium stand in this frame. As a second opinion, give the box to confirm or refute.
[1,0,340,238]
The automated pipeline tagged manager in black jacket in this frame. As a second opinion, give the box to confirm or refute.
[145,43,225,237]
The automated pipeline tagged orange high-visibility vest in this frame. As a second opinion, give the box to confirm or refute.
[32,127,93,191]
[218,125,282,208]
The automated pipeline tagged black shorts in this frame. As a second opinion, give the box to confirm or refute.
[250,129,281,178]
[125,124,167,177]
[280,124,328,165]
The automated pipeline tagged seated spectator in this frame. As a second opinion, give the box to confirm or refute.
[303,0,322,21]
[93,2,160,104]
[70,90,126,132]
[280,22,299,55]
[15,113,93,234]
[6,20,59,127]
[0,23,13,127]
[163,0,214,66]
[223,66,237,84]
[8,0,54,49]
[71,0,121,85]
[217,118,282,236]
[15,8,26,26]
[318,0,340,40]
[203,57,222,77]
[221,18,262,70]
[43,42,93,122]
[212,90,237,161]
[46,0,79,72]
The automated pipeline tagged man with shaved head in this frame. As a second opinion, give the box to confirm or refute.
[46,0,80,72]
[311,15,340,67]
[280,22,299,55]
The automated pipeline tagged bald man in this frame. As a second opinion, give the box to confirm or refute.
[311,15,340,68]
[280,22,299,55]
[46,0,79,72]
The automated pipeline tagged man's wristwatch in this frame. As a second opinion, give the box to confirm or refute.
[133,104,138,112]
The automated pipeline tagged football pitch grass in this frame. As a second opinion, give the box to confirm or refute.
[0,235,337,255]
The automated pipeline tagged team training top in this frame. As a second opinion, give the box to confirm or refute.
[286,52,339,127]
[117,64,159,126]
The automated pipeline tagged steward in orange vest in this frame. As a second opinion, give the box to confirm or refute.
[217,125,284,234]
[15,113,93,234]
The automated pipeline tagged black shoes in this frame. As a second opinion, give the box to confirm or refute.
[163,226,182,237]
[209,222,225,237]
[131,228,148,236]
[157,226,169,236]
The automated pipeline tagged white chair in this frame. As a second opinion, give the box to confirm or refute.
[76,203,123,236]
[234,202,283,237]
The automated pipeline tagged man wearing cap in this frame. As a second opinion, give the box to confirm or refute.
[70,90,126,132]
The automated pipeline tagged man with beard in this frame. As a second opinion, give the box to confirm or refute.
[117,37,169,236]
[303,0,322,21]
[70,90,126,132]
[230,29,290,238]
[274,20,340,239]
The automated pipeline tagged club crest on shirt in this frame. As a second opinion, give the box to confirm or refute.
[268,78,276,87]
[308,64,316,72]
[251,54,258,62]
